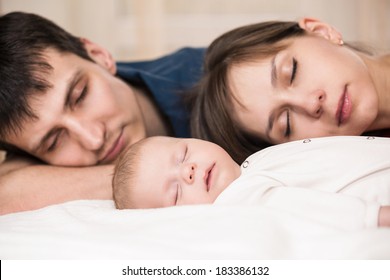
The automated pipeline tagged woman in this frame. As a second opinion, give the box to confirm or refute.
[191,18,390,163]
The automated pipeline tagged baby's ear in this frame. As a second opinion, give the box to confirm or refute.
[298,17,343,45]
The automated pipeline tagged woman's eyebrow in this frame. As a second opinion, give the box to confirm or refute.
[271,56,278,87]
[267,56,278,139]
[266,111,275,140]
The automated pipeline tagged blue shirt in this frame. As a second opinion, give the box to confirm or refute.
[116,47,206,138]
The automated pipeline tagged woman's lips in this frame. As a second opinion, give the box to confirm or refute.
[204,163,215,192]
[336,86,352,126]
[101,131,125,163]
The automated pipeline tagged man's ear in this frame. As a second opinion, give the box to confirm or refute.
[81,38,117,74]
[298,17,343,45]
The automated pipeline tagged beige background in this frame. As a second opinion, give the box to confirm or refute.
[1,0,389,61]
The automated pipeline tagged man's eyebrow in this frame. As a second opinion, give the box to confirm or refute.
[32,69,83,154]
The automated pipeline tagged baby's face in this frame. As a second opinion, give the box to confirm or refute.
[132,137,241,208]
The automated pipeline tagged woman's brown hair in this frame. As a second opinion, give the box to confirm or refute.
[190,21,305,163]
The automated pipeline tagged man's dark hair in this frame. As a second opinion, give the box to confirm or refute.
[0,11,92,151]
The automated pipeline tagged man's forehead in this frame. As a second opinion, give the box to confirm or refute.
[5,80,65,153]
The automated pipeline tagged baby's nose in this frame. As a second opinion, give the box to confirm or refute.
[182,163,196,184]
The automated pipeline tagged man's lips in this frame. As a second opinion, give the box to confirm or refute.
[336,86,352,126]
[101,131,125,163]
[204,163,215,192]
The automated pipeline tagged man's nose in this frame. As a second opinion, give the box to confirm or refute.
[181,162,196,185]
[64,118,105,150]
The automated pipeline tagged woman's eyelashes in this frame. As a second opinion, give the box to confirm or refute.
[284,110,291,137]
[290,57,298,84]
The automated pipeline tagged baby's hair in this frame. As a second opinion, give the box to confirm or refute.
[112,138,151,209]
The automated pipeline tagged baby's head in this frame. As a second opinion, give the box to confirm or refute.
[112,136,240,209]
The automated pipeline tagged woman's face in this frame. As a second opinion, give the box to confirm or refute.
[228,34,379,144]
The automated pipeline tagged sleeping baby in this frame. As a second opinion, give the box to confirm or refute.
[112,136,390,228]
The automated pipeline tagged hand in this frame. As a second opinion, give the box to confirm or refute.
[378,206,390,227]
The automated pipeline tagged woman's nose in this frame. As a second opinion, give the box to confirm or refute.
[181,163,196,184]
[291,89,325,118]
[311,90,325,117]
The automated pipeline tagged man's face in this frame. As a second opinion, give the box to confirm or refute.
[5,47,148,166]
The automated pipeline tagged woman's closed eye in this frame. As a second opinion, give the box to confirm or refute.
[284,110,291,137]
[290,57,298,84]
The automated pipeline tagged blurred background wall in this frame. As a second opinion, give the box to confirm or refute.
[1,0,389,61]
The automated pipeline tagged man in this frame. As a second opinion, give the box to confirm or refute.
[0,12,205,214]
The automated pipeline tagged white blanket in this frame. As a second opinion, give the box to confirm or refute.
[1,200,389,259]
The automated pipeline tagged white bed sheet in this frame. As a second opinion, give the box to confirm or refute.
[1,200,389,259]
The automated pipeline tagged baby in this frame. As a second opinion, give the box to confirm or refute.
[112,136,390,227]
